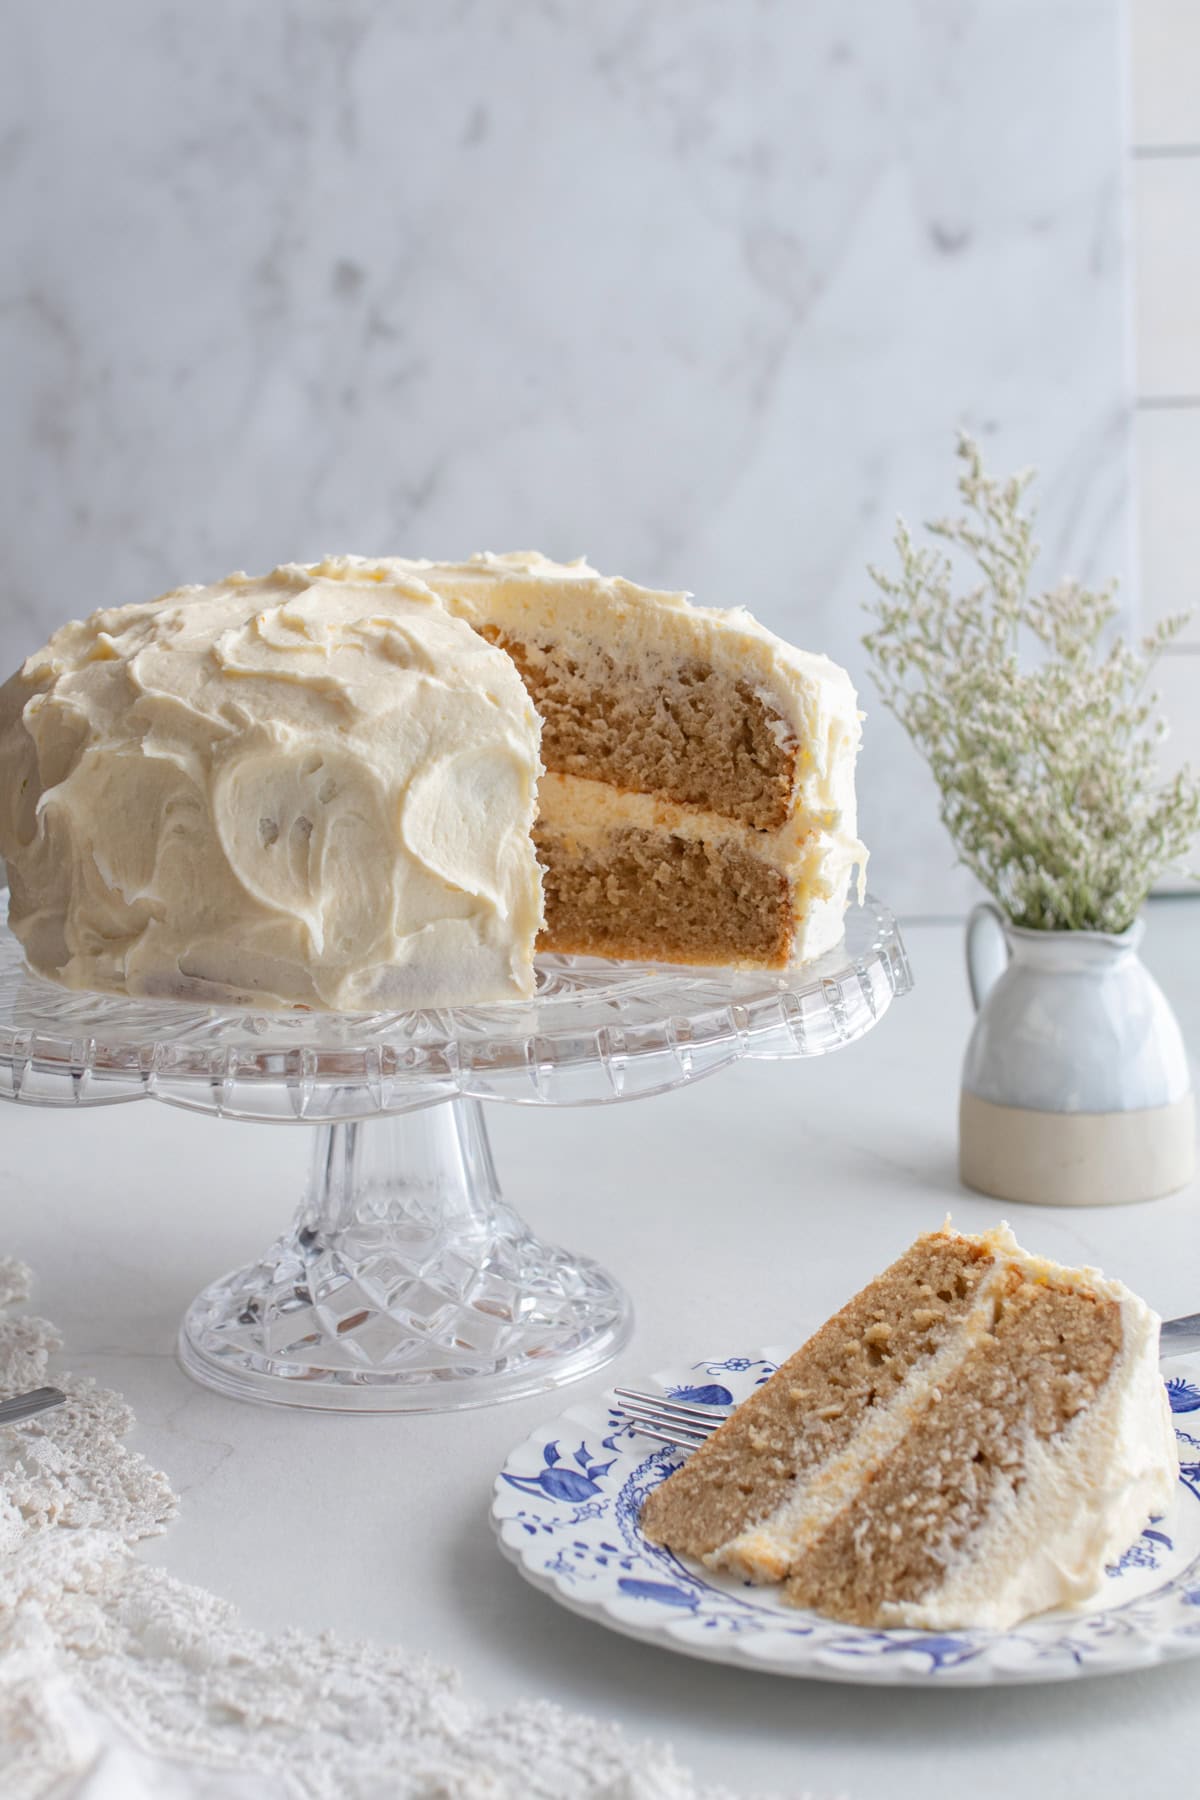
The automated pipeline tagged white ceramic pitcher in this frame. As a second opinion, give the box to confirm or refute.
[959,902,1195,1205]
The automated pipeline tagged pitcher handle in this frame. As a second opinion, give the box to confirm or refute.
[965,901,1010,1013]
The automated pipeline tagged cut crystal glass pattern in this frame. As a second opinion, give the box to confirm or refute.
[0,893,910,1118]
[179,1103,631,1411]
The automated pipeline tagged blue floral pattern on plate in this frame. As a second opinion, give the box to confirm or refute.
[490,1345,1200,1685]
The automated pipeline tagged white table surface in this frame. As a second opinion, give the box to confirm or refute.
[5,904,1200,1800]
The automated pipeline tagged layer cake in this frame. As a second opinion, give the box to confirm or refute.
[0,553,865,1010]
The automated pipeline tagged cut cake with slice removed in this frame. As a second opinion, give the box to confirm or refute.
[0,550,866,1010]
[640,1224,1178,1630]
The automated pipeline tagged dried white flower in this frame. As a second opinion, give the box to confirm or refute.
[863,435,1199,932]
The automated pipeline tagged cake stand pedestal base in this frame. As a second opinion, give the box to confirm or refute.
[178,1098,632,1412]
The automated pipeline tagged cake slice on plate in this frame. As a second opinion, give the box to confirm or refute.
[641,1224,1177,1629]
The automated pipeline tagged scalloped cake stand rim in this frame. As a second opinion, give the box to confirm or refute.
[0,890,912,1117]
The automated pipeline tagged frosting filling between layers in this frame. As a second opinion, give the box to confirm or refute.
[871,1291,1174,1628]
[714,1290,1005,1583]
[640,1231,996,1565]
[723,1231,1176,1625]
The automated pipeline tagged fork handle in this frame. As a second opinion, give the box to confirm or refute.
[1161,1314,1200,1359]
[0,1386,66,1424]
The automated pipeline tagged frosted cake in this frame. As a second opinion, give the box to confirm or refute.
[0,554,864,1010]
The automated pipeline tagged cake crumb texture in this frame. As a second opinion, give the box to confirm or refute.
[482,629,798,832]
[535,823,793,967]
[782,1272,1122,1622]
[640,1224,1175,1630]
[641,1232,992,1557]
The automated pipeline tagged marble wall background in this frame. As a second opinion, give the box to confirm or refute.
[0,1,1131,915]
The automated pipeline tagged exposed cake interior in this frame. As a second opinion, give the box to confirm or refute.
[640,1224,1178,1630]
[398,552,866,970]
[780,1272,1122,1622]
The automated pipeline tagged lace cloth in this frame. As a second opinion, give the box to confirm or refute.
[0,1259,755,1800]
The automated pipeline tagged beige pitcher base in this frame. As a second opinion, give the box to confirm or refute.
[959,1089,1196,1206]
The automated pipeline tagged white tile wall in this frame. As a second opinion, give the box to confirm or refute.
[1155,650,1200,890]
[1131,0,1200,143]
[1135,407,1200,634]
[1132,0,1200,887]
[1133,159,1200,395]
[1156,656,1200,770]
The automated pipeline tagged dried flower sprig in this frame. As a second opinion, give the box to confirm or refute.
[863,435,1199,932]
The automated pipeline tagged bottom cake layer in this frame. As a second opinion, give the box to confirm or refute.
[533,773,851,969]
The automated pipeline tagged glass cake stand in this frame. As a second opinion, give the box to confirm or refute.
[0,890,911,1412]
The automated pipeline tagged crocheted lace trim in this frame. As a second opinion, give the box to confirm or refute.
[0,1257,744,1800]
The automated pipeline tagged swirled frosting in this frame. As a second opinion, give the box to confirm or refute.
[0,560,545,1010]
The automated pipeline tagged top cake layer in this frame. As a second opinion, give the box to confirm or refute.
[391,551,863,838]
[0,560,545,1010]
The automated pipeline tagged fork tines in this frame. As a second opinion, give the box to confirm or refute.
[613,1385,728,1451]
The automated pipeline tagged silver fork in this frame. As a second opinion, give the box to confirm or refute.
[0,1387,66,1426]
[613,1386,730,1450]
[618,1312,1200,1452]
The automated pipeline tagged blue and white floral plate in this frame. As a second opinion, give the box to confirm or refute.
[491,1347,1200,1685]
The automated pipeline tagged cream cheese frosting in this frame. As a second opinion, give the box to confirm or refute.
[390,552,865,962]
[712,1225,1178,1629]
[0,559,545,1011]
